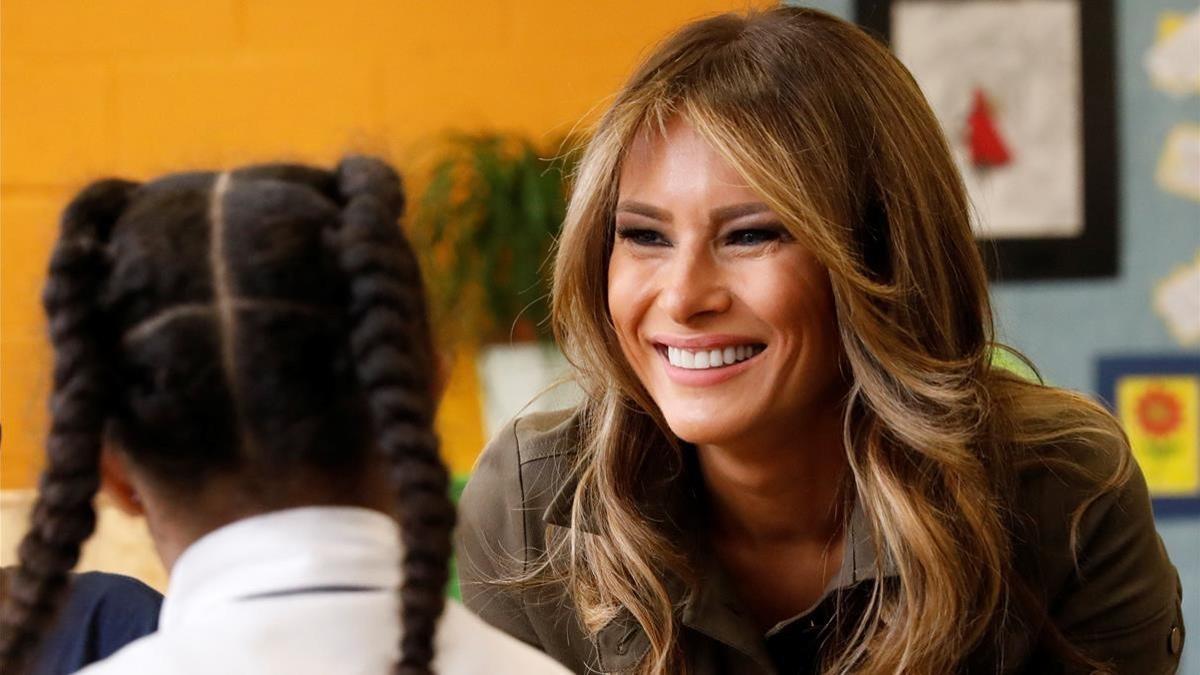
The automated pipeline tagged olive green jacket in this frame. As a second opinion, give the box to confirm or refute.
[456,410,1185,674]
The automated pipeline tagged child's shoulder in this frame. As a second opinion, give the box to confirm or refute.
[436,600,571,674]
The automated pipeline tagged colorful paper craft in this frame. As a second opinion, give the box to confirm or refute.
[1144,9,1200,97]
[1155,124,1200,203]
[1117,375,1200,496]
[1154,252,1200,346]
[1098,355,1200,517]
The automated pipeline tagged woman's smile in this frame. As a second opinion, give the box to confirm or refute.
[652,334,767,385]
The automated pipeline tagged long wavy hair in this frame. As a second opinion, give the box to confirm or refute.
[546,8,1131,674]
[0,157,455,675]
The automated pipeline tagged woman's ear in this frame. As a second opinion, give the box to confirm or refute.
[100,446,145,517]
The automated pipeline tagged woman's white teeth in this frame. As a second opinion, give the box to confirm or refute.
[666,345,762,370]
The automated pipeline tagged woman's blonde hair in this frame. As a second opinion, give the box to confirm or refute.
[545,7,1131,673]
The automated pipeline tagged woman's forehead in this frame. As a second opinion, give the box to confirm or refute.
[618,118,756,202]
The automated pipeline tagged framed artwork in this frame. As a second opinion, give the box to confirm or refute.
[855,0,1118,280]
[1097,355,1200,518]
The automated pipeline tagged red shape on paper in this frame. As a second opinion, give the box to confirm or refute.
[1137,387,1184,438]
[966,88,1012,168]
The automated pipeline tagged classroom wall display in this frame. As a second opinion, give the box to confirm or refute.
[1155,124,1200,202]
[855,0,1118,280]
[1154,252,1200,345]
[1144,7,1200,98]
[1146,10,1199,204]
[1097,355,1200,517]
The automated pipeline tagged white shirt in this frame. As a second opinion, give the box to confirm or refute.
[78,507,568,675]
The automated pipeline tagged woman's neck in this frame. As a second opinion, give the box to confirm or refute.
[696,406,849,545]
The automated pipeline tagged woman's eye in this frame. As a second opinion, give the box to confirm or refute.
[617,227,669,247]
[727,228,784,246]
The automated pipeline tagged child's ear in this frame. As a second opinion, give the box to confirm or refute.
[100,446,144,517]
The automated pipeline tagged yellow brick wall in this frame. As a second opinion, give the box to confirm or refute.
[1,0,770,489]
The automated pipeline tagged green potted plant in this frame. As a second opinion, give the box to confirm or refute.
[412,133,577,344]
[411,133,583,437]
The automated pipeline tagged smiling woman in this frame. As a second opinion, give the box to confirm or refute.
[455,7,1184,675]
[609,119,845,457]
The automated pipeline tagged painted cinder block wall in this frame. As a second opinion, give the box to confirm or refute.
[0,0,772,489]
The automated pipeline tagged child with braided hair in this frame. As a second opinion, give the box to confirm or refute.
[0,157,569,675]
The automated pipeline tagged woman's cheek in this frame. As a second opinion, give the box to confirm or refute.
[607,256,641,344]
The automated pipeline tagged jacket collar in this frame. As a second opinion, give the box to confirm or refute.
[160,506,400,631]
[542,460,898,583]
[542,459,898,667]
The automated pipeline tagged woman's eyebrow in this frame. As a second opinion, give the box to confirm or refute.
[710,202,771,225]
[616,201,672,222]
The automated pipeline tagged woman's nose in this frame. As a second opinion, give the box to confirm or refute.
[658,248,732,324]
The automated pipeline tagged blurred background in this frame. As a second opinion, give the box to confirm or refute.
[1,0,1197,670]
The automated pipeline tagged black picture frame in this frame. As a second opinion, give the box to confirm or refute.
[854,0,1118,281]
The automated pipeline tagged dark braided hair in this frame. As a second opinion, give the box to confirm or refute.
[0,180,136,672]
[334,158,456,674]
[0,157,455,675]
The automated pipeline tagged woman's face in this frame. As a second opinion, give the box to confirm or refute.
[608,118,845,449]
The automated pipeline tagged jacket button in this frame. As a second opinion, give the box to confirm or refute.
[1168,625,1182,655]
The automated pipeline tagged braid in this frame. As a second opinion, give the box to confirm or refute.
[0,179,137,673]
[333,157,456,675]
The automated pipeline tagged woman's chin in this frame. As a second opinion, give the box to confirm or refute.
[662,412,750,449]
